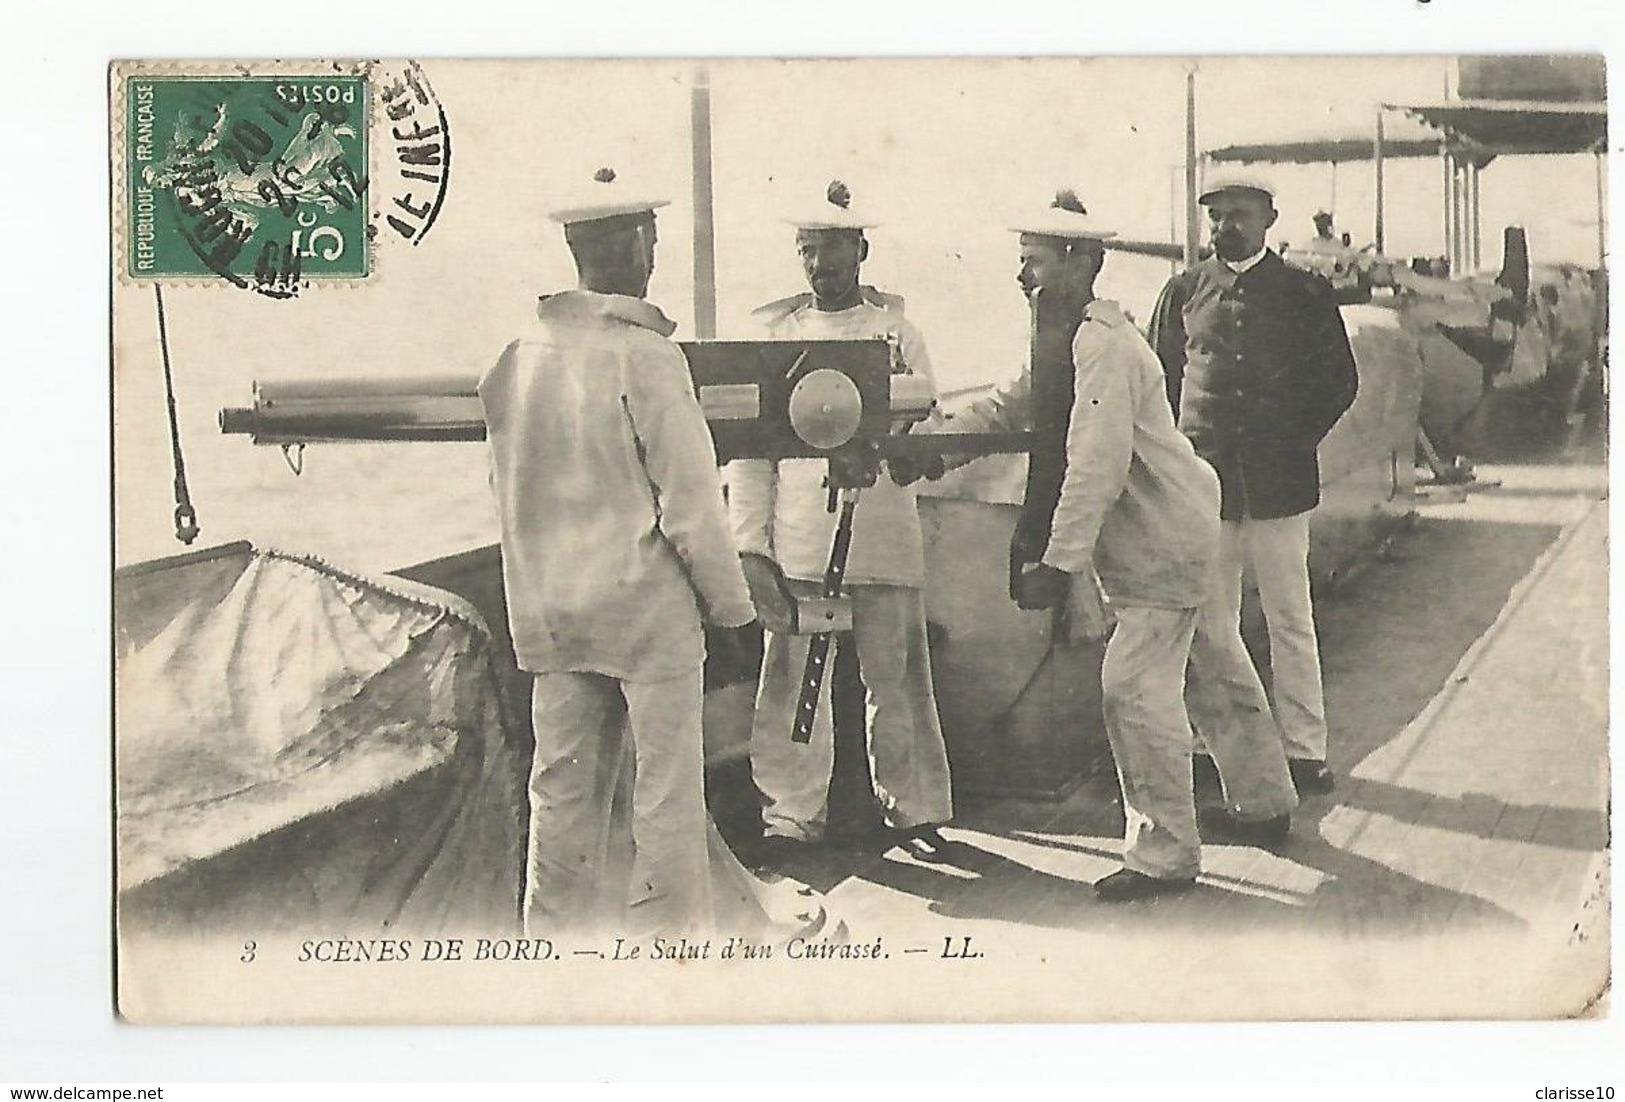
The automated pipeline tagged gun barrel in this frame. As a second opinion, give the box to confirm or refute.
[221,391,489,444]
[219,342,1024,461]
[218,407,256,436]
[256,374,481,402]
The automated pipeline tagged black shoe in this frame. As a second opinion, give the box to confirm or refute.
[1093,868,1197,902]
[1203,808,1292,848]
[1289,759,1336,795]
[752,834,818,874]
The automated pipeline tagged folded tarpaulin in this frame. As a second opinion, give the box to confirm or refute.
[115,542,527,937]
[114,542,833,946]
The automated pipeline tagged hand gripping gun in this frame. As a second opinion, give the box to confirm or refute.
[220,338,1033,743]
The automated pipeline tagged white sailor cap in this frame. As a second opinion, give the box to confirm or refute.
[547,167,670,225]
[1010,189,1117,241]
[784,180,877,231]
[1198,174,1277,205]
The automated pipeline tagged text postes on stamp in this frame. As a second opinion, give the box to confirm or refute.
[124,72,370,297]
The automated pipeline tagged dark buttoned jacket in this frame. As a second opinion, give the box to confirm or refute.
[1148,251,1359,521]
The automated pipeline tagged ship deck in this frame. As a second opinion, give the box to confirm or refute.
[718,450,1609,977]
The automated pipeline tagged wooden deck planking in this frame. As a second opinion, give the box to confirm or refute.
[787,467,1608,953]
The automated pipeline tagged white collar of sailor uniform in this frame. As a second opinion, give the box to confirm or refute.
[1083,298,1129,328]
[750,285,906,324]
[1223,248,1269,275]
[536,290,678,337]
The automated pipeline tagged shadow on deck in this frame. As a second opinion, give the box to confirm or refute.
[709,459,1607,942]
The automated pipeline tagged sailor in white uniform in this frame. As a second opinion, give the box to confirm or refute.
[479,169,758,936]
[726,181,954,861]
[930,194,1298,899]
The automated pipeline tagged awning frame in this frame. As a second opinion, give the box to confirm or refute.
[1374,99,1607,270]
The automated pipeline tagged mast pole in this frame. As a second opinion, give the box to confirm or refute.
[1374,106,1386,255]
[1168,164,1179,276]
[1443,147,1454,268]
[1184,63,1200,266]
[1470,160,1482,271]
[691,65,717,339]
[1456,161,1469,274]
[1596,148,1608,267]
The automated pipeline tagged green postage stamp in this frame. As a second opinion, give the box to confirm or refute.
[121,70,372,295]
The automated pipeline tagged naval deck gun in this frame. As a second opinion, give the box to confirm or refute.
[221,337,1035,744]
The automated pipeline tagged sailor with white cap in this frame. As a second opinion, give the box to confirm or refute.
[1149,172,1358,798]
[479,167,757,935]
[931,190,1298,899]
[1305,207,1345,260]
[726,180,954,864]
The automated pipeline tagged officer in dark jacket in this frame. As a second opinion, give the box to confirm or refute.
[1148,175,1358,794]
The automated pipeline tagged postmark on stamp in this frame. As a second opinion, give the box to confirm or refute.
[375,60,451,247]
[122,69,371,297]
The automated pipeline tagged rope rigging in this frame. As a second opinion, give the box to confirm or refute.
[154,286,200,545]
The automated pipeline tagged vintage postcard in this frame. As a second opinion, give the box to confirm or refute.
[110,55,1609,1024]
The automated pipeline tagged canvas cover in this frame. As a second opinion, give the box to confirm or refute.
[115,544,528,936]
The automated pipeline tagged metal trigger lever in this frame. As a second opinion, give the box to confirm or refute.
[792,485,860,744]
[281,442,306,476]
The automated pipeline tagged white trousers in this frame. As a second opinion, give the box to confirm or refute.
[1104,606,1299,880]
[525,668,713,938]
[1216,513,1330,762]
[1187,594,1301,821]
[750,583,954,841]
